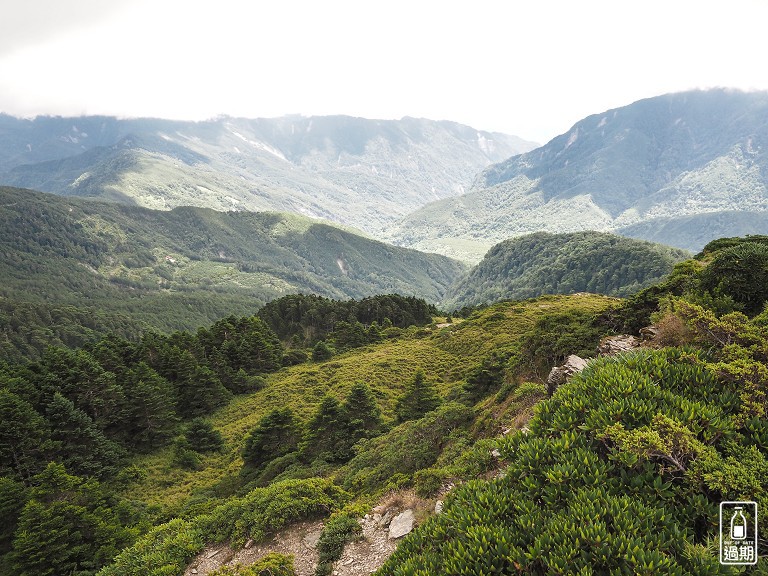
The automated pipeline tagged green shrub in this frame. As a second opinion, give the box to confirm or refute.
[199,478,350,547]
[209,553,296,576]
[377,349,762,574]
[98,518,204,576]
[701,241,768,315]
[98,479,348,576]
[282,349,308,366]
[314,514,362,576]
[413,468,446,498]
[339,402,474,493]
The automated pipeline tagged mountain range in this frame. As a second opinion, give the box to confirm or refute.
[0,114,535,235]
[0,186,465,359]
[385,89,768,261]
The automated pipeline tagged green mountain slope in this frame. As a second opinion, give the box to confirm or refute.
[0,114,536,234]
[444,231,690,309]
[2,235,767,575]
[386,89,768,260]
[0,186,465,358]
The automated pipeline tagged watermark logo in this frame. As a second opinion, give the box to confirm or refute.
[720,501,758,565]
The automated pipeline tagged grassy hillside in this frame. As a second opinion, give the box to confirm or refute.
[3,235,767,575]
[444,231,690,309]
[0,114,536,235]
[0,186,466,359]
[118,293,617,513]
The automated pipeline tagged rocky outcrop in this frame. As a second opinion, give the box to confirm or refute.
[639,325,660,341]
[388,510,415,540]
[547,354,588,396]
[597,334,640,355]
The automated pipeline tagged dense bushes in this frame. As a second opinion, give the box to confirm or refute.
[378,343,768,574]
[339,402,474,492]
[99,478,348,576]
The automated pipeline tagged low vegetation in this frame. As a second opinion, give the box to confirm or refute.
[1,234,767,574]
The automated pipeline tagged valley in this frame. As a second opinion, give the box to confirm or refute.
[2,89,768,575]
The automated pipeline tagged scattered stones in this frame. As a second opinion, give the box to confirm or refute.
[434,500,444,514]
[546,354,588,395]
[388,510,415,539]
[490,448,501,458]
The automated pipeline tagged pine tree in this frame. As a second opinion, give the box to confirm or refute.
[0,389,50,482]
[44,392,123,478]
[185,417,223,453]
[11,463,131,576]
[342,382,382,447]
[176,360,232,419]
[312,341,333,362]
[122,362,178,450]
[302,395,349,462]
[395,370,440,423]
[242,408,300,471]
[0,477,26,554]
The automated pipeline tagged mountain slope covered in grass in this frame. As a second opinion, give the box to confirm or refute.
[1,235,768,574]
[386,89,768,260]
[0,114,535,234]
[444,231,690,309]
[0,186,465,359]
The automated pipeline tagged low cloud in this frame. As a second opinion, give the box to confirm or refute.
[0,0,132,57]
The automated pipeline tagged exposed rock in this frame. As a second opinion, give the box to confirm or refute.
[597,334,639,356]
[547,354,588,396]
[435,500,444,514]
[378,510,394,529]
[302,528,322,551]
[388,510,415,539]
[640,326,659,341]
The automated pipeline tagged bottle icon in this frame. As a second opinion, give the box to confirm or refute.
[731,507,747,540]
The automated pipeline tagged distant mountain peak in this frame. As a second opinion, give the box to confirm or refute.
[0,114,536,236]
[386,89,768,261]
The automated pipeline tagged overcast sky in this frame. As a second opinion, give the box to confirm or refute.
[1,0,767,144]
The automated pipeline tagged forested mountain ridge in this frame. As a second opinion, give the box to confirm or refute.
[386,89,768,261]
[0,114,535,234]
[0,186,465,359]
[444,231,691,309]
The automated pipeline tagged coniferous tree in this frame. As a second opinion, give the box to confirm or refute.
[395,370,440,423]
[302,395,349,462]
[122,362,178,450]
[312,341,333,362]
[242,408,300,472]
[0,477,26,555]
[11,463,131,576]
[342,382,382,447]
[175,357,232,419]
[184,418,223,453]
[44,392,123,478]
[0,389,50,482]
